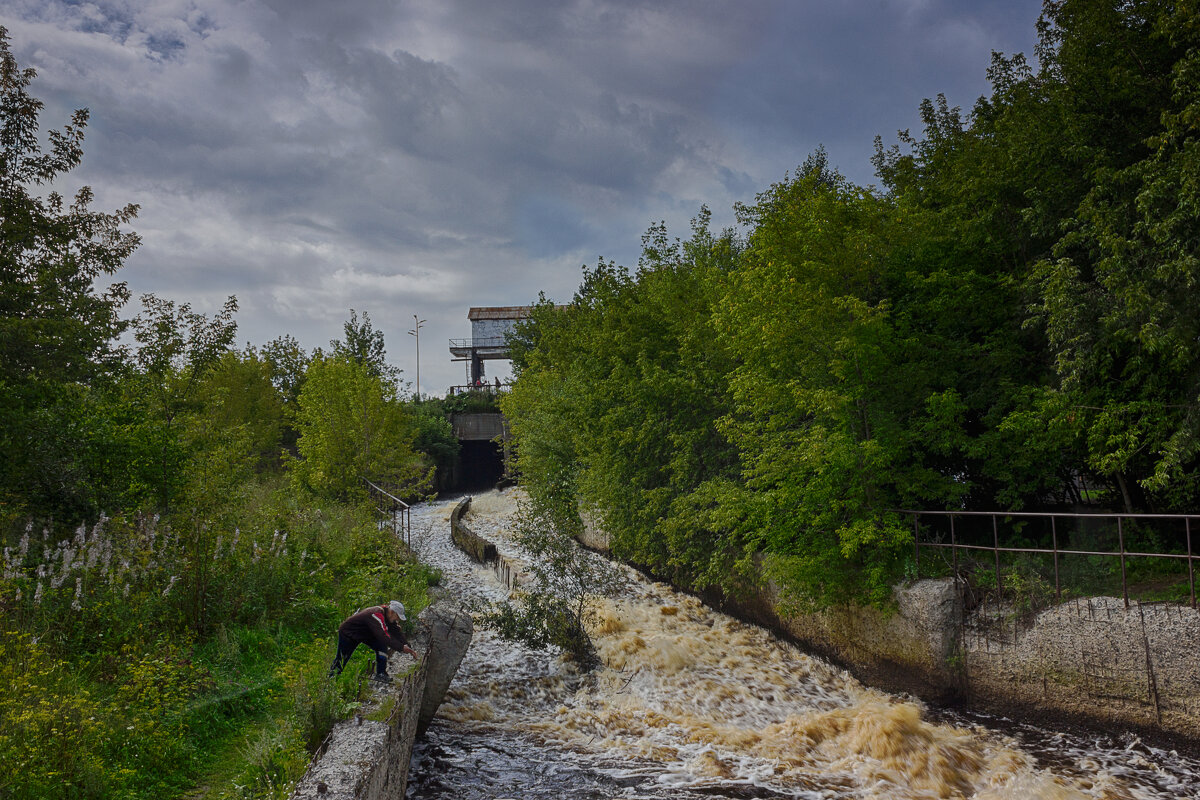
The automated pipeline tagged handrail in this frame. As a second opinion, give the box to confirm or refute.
[448,337,509,349]
[897,508,1199,608]
[894,509,1200,520]
[364,478,411,547]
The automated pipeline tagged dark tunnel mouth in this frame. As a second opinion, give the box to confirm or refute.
[454,439,504,491]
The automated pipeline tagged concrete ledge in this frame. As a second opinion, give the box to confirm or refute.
[291,654,424,800]
[291,597,473,800]
[447,499,526,590]
[576,521,1200,745]
[451,497,497,563]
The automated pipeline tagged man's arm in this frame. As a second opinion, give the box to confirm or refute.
[368,610,416,655]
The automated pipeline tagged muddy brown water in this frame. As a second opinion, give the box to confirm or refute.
[405,491,1200,799]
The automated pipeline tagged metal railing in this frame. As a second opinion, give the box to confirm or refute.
[448,384,505,395]
[365,479,411,547]
[448,337,510,349]
[898,509,1200,608]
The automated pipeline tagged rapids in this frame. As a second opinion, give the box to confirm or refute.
[405,490,1200,800]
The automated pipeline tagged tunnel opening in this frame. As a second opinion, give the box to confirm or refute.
[453,439,505,492]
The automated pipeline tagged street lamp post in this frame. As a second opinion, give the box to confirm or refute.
[407,315,426,399]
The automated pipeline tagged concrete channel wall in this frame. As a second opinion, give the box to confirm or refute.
[453,502,1200,743]
[291,599,473,800]
[715,569,1200,744]
[451,496,526,589]
[577,524,1200,745]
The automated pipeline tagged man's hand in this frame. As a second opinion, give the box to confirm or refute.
[403,645,417,658]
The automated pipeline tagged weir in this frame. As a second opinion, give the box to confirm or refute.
[407,489,1200,800]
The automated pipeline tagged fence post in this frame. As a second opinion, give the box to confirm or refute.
[1188,517,1195,609]
[993,514,1002,599]
[1052,516,1060,602]
[912,513,920,576]
[950,514,958,583]
[1118,517,1128,608]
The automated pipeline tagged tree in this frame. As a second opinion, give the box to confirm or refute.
[1028,0,1199,510]
[129,293,239,511]
[713,161,922,605]
[410,399,460,492]
[482,495,625,667]
[0,27,140,520]
[290,355,428,500]
[192,348,286,474]
[261,333,310,406]
[329,309,397,382]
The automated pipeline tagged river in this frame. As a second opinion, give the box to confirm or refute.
[404,490,1200,800]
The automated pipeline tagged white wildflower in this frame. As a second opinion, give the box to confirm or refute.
[33,581,43,604]
[162,575,179,597]
[71,577,83,611]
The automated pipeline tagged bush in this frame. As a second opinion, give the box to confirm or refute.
[0,474,434,799]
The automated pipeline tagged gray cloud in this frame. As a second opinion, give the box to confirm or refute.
[1,0,1042,392]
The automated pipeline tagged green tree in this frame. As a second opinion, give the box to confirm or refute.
[329,309,397,382]
[712,160,924,605]
[0,27,140,521]
[192,348,286,474]
[128,294,239,511]
[503,211,743,590]
[411,399,460,492]
[262,333,310,406]
[482,495,625,667]
[290,355,428,500]
[1032,0,1200,510]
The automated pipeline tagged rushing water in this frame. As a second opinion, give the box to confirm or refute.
[405,491,1200,800]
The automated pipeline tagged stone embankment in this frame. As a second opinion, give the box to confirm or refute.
[290,599,472,800]
[725,572,1200,744]
[578,517,1200,746]
[452,496,526,589]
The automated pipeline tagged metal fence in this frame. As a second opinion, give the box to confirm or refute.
[898,509,1200,608]
[365,479,411,547]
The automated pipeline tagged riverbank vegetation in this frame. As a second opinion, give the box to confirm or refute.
[0,30,440,799]
[503,1,1200,608]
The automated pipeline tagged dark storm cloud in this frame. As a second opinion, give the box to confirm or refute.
[0,0,1044,392]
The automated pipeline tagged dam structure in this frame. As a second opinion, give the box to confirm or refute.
[444,306,528,490]
[448,305,532,389]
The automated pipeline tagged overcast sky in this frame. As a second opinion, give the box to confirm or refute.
[3,0,1042,394]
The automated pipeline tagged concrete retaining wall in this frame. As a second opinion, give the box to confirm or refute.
[451,496,525,589]
[722,573,1200,742]
[291,599,472,800]
[579,529,1200,744]
[450,497,497,562]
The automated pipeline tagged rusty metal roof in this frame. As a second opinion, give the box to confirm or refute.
[467,306,534,321]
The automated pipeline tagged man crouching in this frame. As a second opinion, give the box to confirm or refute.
[329,600,418,683]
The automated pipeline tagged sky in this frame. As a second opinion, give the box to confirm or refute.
[2,0,1043,395]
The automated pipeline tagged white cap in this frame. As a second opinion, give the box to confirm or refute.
[388,600,406,621]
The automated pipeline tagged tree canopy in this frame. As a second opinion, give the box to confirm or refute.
[503,0,1200,606]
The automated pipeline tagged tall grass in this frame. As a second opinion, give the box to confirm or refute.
[0,475,438,800]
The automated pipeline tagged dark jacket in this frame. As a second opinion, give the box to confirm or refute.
[337,606,409,652]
